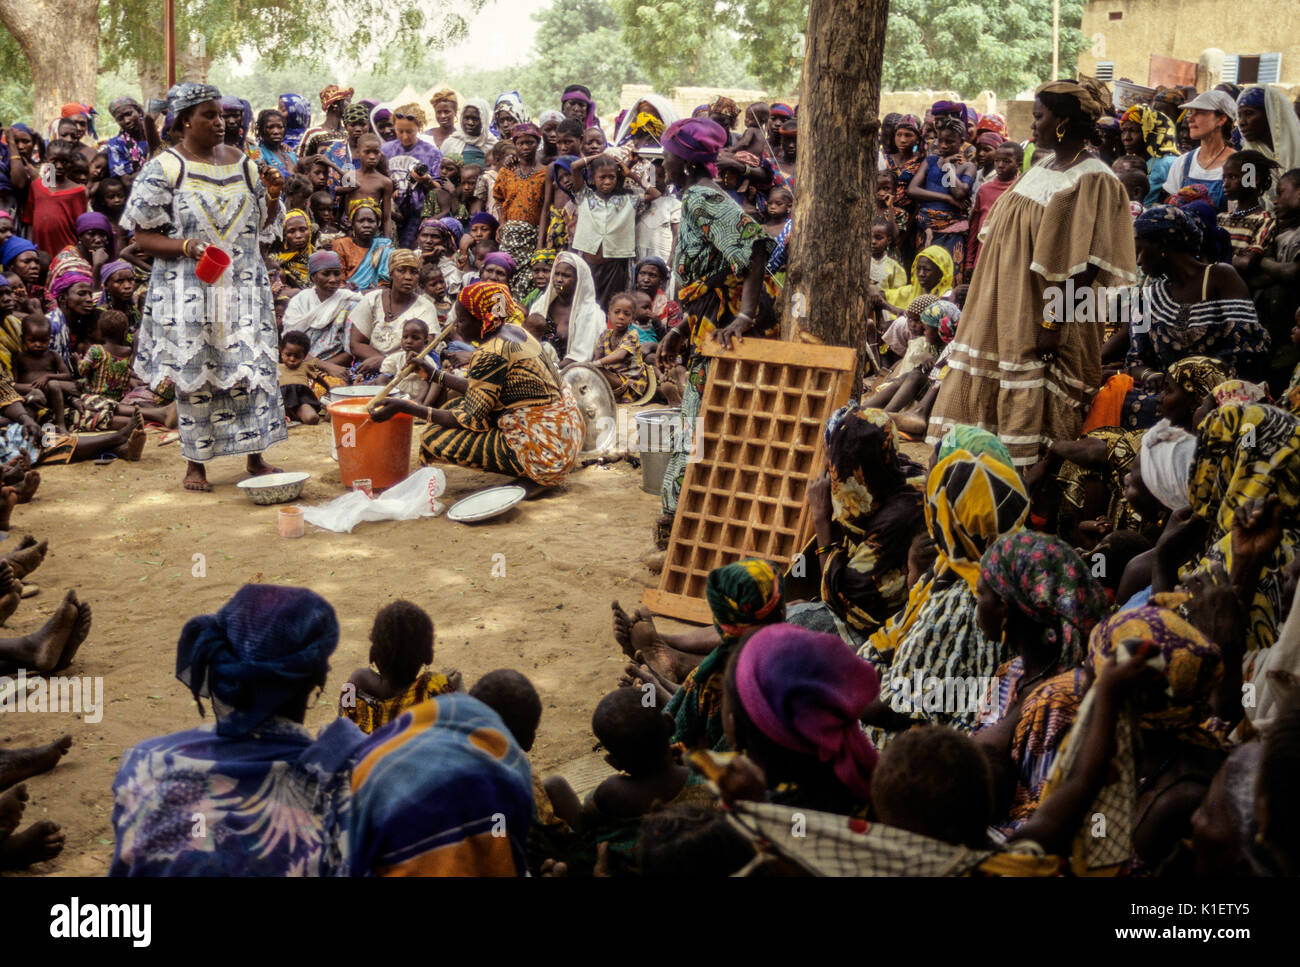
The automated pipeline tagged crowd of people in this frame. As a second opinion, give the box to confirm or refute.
[2,67,1300,878]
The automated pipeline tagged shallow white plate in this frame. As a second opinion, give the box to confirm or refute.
[446,485,527,523]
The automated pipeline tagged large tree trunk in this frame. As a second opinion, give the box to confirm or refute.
[0,0,99,136]
[138,26,213,102]
[782,0,890,397]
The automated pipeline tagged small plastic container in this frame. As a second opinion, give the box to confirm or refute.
[277,506,304,538]
[195,245,232,283]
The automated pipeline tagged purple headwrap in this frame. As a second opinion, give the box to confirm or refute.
[435,216,464,245]
[98,259,132,286]
[561,89,597,129]
[663,118,727,176]
[75,211,117,260]
[733,624,880,802]
[510,121,542,142]
[468,212,499,233]
[307,250,342,275]
[50,272,93,300]
[482,251,517,275]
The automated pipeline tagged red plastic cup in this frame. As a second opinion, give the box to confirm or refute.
[194,245,232,283]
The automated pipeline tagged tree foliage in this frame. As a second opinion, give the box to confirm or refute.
[882,0,1087,96]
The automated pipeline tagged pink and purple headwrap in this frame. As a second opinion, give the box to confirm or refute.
[433,216,464,246]
[510,121,542,142]
[307,250,342,275]
[482,251,517,275]
[98,260,132,286]
[50,272,93,300]
[468,211,499,233]
[734,624,880,801]
[770,103,794,119]
[561,89,597,128]
[663,118,727,176]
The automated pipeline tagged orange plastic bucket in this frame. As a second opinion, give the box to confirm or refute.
[327,399,414,492]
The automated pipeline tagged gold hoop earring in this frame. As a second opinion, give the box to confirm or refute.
[1056,122,1068,140]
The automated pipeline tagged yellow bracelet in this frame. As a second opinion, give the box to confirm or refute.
[1040,319,1062,331]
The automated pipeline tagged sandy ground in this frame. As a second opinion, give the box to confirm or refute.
[3,417,686,876]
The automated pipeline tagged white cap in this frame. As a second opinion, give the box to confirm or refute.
[1181,90,1238,119]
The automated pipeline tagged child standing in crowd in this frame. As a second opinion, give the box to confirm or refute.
[635,160,679,263]
[964,141,1022,277]
[1220,150,1278,273]
[568,153,639,310]
[592,292,650,402]
[339,600,458,735]
[907,116,974,283]
[25,140,87,257]
[336,134,394,239]
[870,217,907,290]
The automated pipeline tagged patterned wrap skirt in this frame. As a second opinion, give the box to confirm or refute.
[420,386,584,486]
[176,384,288,463]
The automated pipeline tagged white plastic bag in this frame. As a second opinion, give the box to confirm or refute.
[301,467,447,533]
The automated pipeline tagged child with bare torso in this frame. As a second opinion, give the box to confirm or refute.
[12,315,78,433]
[334,134,393,238]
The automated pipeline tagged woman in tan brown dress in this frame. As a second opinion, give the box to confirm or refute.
[926,82,1137,468]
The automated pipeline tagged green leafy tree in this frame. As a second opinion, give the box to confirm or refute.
[883,0,1087,96]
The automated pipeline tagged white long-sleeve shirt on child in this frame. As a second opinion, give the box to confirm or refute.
[380,349,434,400]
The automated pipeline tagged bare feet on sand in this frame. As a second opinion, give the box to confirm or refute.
[0,590,79,674]
[52,593,92,673]
[0,486,17,532]
[0,735,72,792]
[5,535,48,580]
[14,470,39,503]
[0,783,26,837]
[610,601,692,684]
[0,820,65,869]
[0,560,23,625]
[183,460,211,492]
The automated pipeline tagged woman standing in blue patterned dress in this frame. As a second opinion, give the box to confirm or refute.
[122,83,287,492]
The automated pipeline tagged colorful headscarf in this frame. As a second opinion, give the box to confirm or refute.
[980,532,1109,666]
[1134,204,1203,252]
[491,92,528,137]
[75,211,118,261]
[925,449,1031,592]
[974,113,1009,140]
[428,88,458,109]
[1,236,37,268]
[734,624,879,802]
[166,82,221,117]
[662,118,727,167]
[435,216,464,246]
[279,93,311,152]
[885,245,955,309]
[919,299,960,343]
[1168,355,1232,401]
[1037,80,1104,121]
[468,211,499,233]
[320,85,353,110]
[343,103,371,127]
[108,95,142,119]
[1211,379,1267,407]
[50,272,92,300]
[348,196,382,221]
[308,250,342,275]
[895,114,922,136]
[705,558,785,643]
[98,259,133,286]
[975,130,1004,149]
[1172,183,1213,207]
[509,121,542,142]
[709,96,740,118]
[629,112,666,139]
[1119,104,1179,161]
[481,251,517,275]
[531,248,557,268]
[457,280,524,338]
[936,425,1014,469]
[770,103,794,119]
[560,89,596,129]
[348,695,533,876]
[1088,604,1223,740]
[175,585,339,739]
[387,248,421,272]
